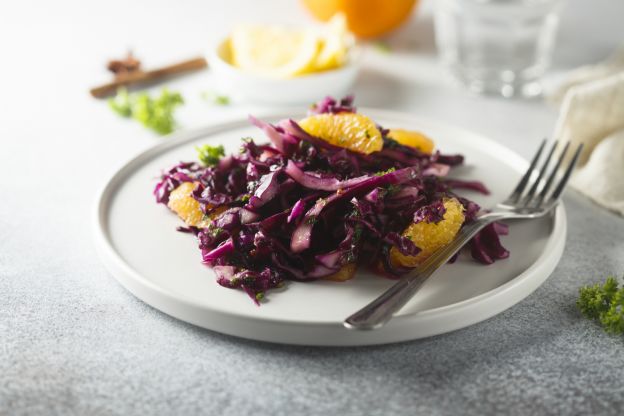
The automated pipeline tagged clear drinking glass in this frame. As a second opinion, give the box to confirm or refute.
[434,0,565,98]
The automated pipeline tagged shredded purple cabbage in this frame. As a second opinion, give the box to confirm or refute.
[154,96,509,303]
[308,95,356,115]
[413,200,447,224]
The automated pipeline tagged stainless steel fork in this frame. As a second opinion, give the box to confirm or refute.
[344,139,583,330]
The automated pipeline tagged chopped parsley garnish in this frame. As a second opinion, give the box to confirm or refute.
[201,221,224,237]
[578,275,624,334]
[196,144,225,166]
[108,87,184,135]
[386,184,401,195]
[201,91,230,106]
[375,167,396,176]
[353,226,363,243]
[305,216,318,225]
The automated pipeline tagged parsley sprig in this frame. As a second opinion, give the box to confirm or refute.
[109,87,184,135]
[196,144,225,166]
[578,276,624,334]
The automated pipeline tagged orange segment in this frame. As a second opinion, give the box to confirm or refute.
[323,263,357,281]
[167,182,214,228]
[298,113,383,154]
[391,198,465,267]
[387,129,435,154]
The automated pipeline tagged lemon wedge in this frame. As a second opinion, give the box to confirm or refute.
[230,25,320,78]
[314,13,350,71]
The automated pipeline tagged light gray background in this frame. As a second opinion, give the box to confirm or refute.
[2,0,624,415]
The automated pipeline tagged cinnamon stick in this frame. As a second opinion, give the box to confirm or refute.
[90,57,208,98]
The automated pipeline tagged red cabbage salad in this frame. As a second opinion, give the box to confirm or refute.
[154,96,509,304]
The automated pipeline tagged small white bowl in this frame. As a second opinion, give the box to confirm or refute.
[208,38,361,105]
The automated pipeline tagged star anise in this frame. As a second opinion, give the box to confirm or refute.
[107,52,142,78]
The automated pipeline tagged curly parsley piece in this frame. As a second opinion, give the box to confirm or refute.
[108,87,184,135]
[196,144,225,166]
[108,88,132,117]
[577,276,624,334]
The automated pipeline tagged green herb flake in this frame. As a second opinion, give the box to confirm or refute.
[108,87,184,135]
[196,144,225,166]
[305,216,318,225]
[203,222,224,238]
[577,276,624,335]
[353,226,363,243]
[214,95,230,105]
[386,184,401,195]
[373,40,391,53]
[375,167,396,176]
[201,91,230,106]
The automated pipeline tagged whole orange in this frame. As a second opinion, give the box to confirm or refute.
[301,0,418,38]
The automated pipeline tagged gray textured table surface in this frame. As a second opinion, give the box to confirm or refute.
[2,0,624,415]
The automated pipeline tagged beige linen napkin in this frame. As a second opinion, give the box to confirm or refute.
[550,51,624,216]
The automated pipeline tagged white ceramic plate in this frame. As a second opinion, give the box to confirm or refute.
[93,110,566,346]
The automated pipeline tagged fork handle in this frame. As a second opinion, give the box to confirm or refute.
[344,213,508,330]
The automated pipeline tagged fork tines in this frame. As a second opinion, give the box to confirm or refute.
[506,139,583,209]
